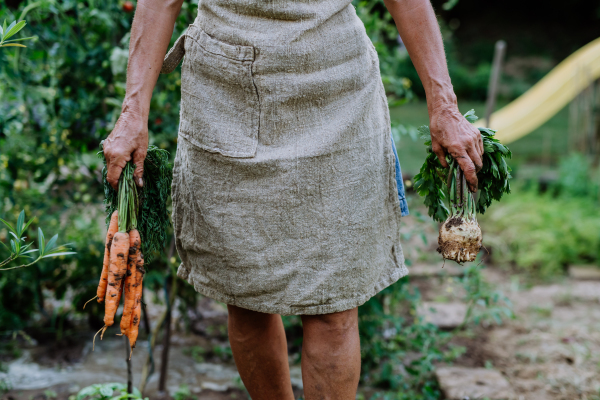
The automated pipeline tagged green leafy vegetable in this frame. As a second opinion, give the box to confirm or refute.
[99,145,172,263]
[413,110,512,223]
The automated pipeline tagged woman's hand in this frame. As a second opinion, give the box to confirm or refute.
[101,0,184,189]
[430,104,483,192]
[103,109,148,189]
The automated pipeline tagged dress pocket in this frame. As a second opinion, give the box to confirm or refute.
[178,25,259,158]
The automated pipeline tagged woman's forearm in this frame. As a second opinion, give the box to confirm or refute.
[383,0,484,192]
[383,0,456,114]
[122,0,184,119]
[103,0,184,189]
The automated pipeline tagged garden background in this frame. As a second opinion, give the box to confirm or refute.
[1,0,600,399]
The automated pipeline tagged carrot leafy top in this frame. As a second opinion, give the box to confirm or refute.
[99,145,172,263]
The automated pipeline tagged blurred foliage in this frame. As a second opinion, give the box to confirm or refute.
[75,383,147,400]
[480,165,600,277]
[0,0,197,335]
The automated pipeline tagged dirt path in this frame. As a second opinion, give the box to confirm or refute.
[417,265,600,400]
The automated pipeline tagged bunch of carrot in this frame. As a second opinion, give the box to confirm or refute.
[91,144,172,357]
[88,162,145,356]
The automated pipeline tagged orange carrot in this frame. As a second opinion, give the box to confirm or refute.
[97,211,119,303]
[120,229,141,336]
[127,252,145,351]
[103,231,129,327]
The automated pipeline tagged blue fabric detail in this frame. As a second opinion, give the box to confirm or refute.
[390,133,409,216]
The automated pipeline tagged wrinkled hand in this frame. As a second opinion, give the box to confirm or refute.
[103,110,148,190]
[430,105,484,192]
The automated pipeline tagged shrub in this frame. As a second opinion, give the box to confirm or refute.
[479,186,600,277]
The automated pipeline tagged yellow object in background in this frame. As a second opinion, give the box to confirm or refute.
[474,37,600,144]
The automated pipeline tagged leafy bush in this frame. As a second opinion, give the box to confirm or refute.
[76,383,147,400]
[556,153,599,199]
[479,185,600,277]
[0,0,199,333]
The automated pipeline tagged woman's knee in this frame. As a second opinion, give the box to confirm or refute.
[301,308,359,338]
[227,305,281,343]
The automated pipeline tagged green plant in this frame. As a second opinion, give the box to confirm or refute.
[413,110,512,223]
[457,263,514,327]
[0,210,74,270]
[189,346,205,363]
[76,383,148,400]
[0,19,36,48]
[556,153,599,199]
[353,0,415,104]
[479,185,600,277]
[173,384,197,400]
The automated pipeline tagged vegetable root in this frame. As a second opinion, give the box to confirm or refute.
[127,252,145,353]
[120,229,141,336]
[104,231,129,327]
[437,216,482,263]
[97,211,119,303]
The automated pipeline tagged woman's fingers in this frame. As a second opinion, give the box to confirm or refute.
[454,152,478,192]
[432,142,449,168]
[466,145,483,173]
[132,148,147,187]
[106,153,129,190]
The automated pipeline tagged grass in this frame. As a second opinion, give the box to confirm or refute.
[390,100,571,175]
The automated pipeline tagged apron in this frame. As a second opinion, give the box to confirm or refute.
[162,0,409,315]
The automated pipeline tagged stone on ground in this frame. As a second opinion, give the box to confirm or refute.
[410,262,464,277]
[417,302,467,329]
[435,366,515,400]
[568,265,600,280]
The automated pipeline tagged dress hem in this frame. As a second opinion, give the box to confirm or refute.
[178,262,409,316]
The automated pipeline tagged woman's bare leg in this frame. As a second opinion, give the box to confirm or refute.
[227,305,295,399]
[300,308,361,399]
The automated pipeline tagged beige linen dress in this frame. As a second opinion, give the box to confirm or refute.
[162,0,408,315]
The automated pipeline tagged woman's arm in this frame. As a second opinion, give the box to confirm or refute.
[383,0,483,192]
[103,0,184,189]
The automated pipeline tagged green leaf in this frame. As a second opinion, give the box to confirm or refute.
[464,109,478,123]
[45,234,58,253]
[3,21,16,40]
[9,231,20,242]
[20,249,39,255]
[3,20,26,41]
[99,385,114,398]
[37,228,45,256]
[0,43,27,48]
[41,251,76,259]
[0,216,15,233]
[2,20,7,39]
[2,36,36,43]
[23,216,35,233]
[16,211,24,236]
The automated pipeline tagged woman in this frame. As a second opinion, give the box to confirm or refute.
[103,0,483,397]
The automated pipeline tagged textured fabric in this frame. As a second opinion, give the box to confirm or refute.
[165,0,408,315]
[390,134,409,216]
